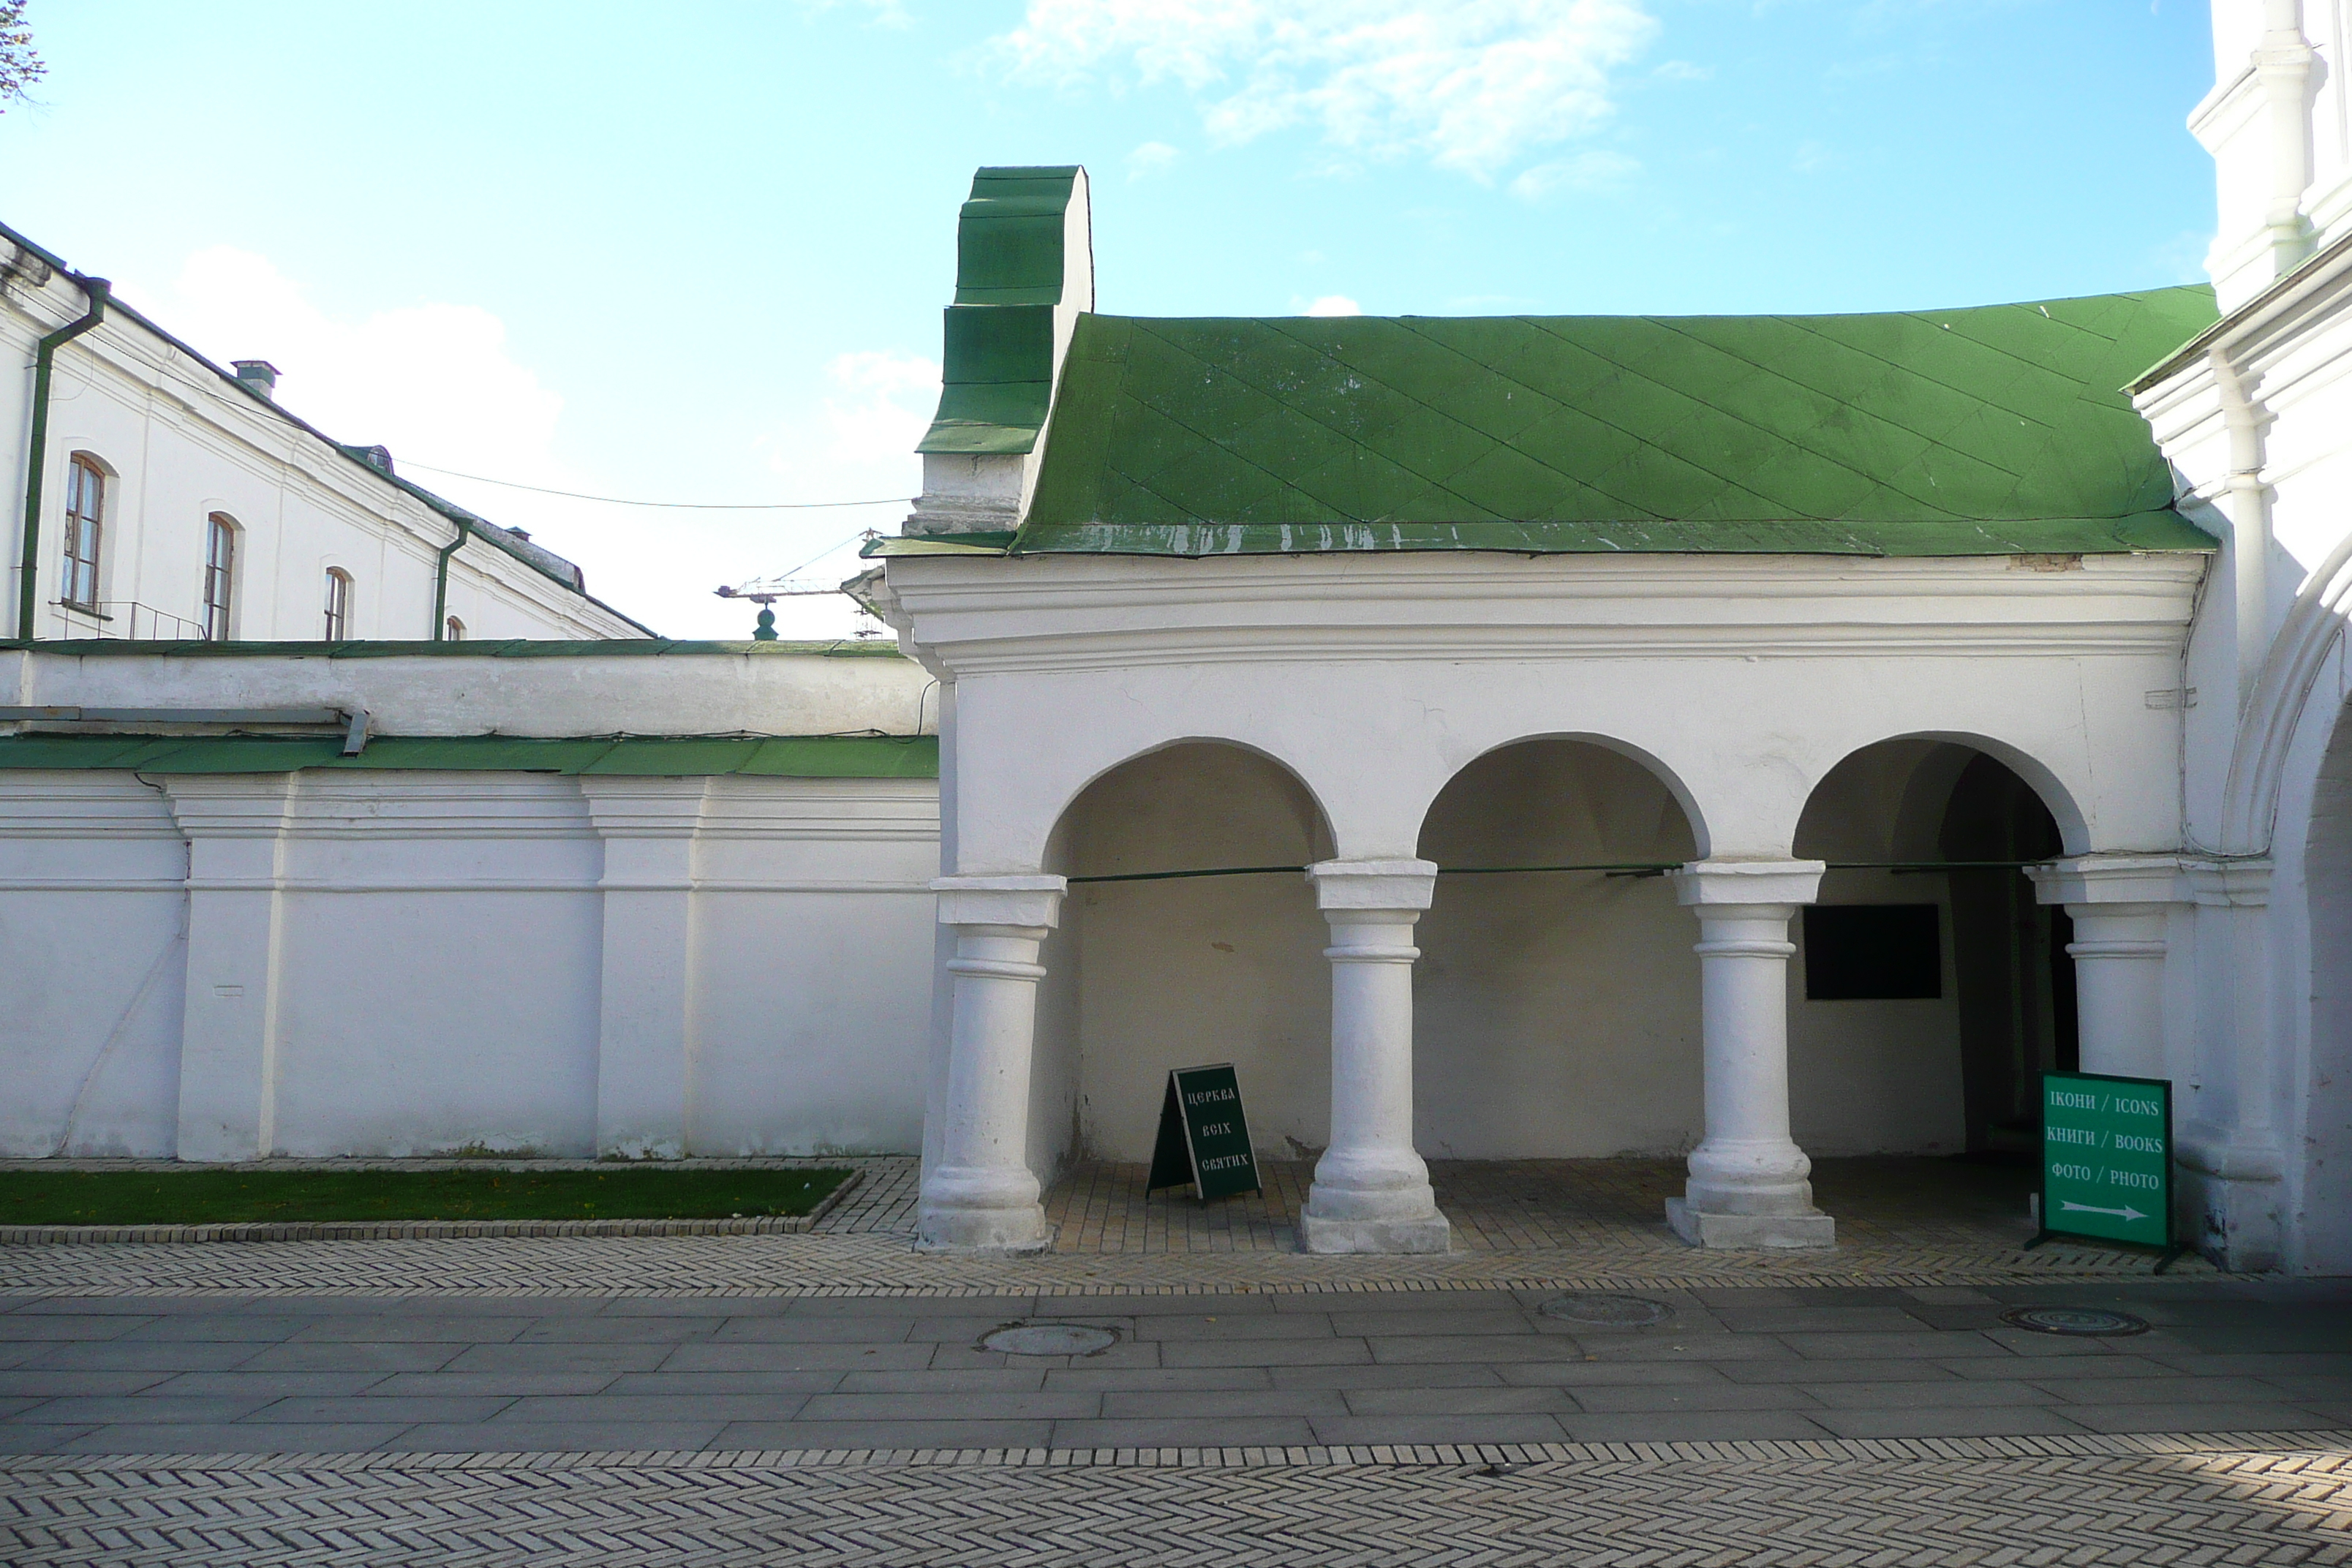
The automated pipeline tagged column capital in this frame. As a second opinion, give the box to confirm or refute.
[1668,858,1823,909]
[2024,852,2184,908]
[2178,856,2272,908]
[932,873,1066,930]
[1305,859,1438,913]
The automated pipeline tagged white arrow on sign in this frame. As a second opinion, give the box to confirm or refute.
[2058,1200,2146,1223]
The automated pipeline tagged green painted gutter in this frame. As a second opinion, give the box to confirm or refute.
[18,277,109,639]
[431,516,469,640]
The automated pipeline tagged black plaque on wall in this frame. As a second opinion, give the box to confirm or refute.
[1803,904,1942,1000]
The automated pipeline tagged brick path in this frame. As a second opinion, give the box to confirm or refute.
[5,1154,2319,1564]
[0,1156,2206,1300]
[3,1436,2347,1565]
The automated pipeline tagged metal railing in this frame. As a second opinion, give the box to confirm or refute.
[53,600,208,640]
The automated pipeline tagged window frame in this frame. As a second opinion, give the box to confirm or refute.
[444,614,466,641]
[61,453,106,612]
[322,567,353,641]
[202,513,238,641]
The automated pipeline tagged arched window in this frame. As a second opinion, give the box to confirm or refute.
[62,454,105,610]
[444,615,466,641]
[323,568,353,641]
[203,514,237,641]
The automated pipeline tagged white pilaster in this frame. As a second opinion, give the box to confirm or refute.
[164,776,296,1162]
[582,777,710,1160]
[1665,859,1834,1248]
[2180,857,2284,1271]
[2025,853,2179,1081]
[916,873,1066,1254]
[1299,859,1450,1255]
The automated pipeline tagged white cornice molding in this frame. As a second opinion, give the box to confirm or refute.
[884,554,2206,676]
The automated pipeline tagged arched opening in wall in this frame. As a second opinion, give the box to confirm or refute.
[1412,739,1702,1158]
[1033,742,1335,1195]
[1790,740,2075,1167]
[2301,696,2352,1271]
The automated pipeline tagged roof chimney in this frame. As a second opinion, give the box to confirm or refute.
[231,359,279,399]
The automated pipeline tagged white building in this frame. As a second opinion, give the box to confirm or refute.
[2,220,647,644]
[2,5,2348,1278]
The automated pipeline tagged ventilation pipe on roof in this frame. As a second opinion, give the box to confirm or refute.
[230,359,279,399]
[17,276,109,641]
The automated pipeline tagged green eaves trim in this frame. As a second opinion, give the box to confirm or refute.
[1010,511,2215,558]
[0,638,913,658]
[862,532,1017,558]
[0,733,941,778]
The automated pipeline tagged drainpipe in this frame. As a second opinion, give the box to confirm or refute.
[2210,346,2273,712]
[431,516,469,640]
[17,276,110,641]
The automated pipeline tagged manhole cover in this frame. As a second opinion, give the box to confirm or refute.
[2000,1306,2150,1337]
[1538,1292,1673,1327]
[981,1323,1118,1356]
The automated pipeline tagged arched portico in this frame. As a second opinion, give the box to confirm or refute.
[919,735,1459,1254]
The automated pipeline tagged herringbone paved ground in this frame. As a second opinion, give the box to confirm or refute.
[3,1437,2348,1566]
[0,1156,2206,1300]
[0,1156,2304,1563]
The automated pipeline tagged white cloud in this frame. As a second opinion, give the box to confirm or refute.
[1303,294,1362,316]
[121,247,913,641]
[1509,148,1640,199]
[990,0,1659,181]
[796,0,912,27]
[800,349,942,472]
[1126,139,1183,179]
[135,246,565,489]
[1653,58,1711,80]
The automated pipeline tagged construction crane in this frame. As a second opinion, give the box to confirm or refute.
[714,576,875,641]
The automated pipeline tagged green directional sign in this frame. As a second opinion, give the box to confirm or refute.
[2036,1070,2174,1254]
[1145,1063,1262,1203]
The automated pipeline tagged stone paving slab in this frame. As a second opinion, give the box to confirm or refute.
[2,1281,2346,1457]
[1,1434,2346,1566]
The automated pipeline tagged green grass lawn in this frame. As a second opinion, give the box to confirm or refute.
[0,1166,853,1226]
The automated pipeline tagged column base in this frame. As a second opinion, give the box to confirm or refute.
[1298,1212,1452,1255]
[1666,1197,1836,1250]
[913,1206,1056,1256]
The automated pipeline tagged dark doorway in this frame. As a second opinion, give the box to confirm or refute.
[1939,753,2072,1154]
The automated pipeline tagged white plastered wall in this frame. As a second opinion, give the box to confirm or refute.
[885,549,2199,1191]
[0,646,944,1160]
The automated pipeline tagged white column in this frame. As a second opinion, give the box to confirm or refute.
[582,777,711,1160]
[916,873,1066,1254]
[1665,859,1834,1249]
[2024,853,2179,1080]
[1300,859,1449,1255]
[164,776,296,1162]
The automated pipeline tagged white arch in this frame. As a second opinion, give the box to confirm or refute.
[1801,730,2091,856]
[1411,730,1712,861]
[1032,734,1338,872]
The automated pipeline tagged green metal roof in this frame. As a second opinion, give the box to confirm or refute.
[0,734,940,777]
[918,167,1082,458]
[1009,287,2219,557]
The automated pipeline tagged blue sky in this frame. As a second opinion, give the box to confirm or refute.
[3,1,2219,638]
